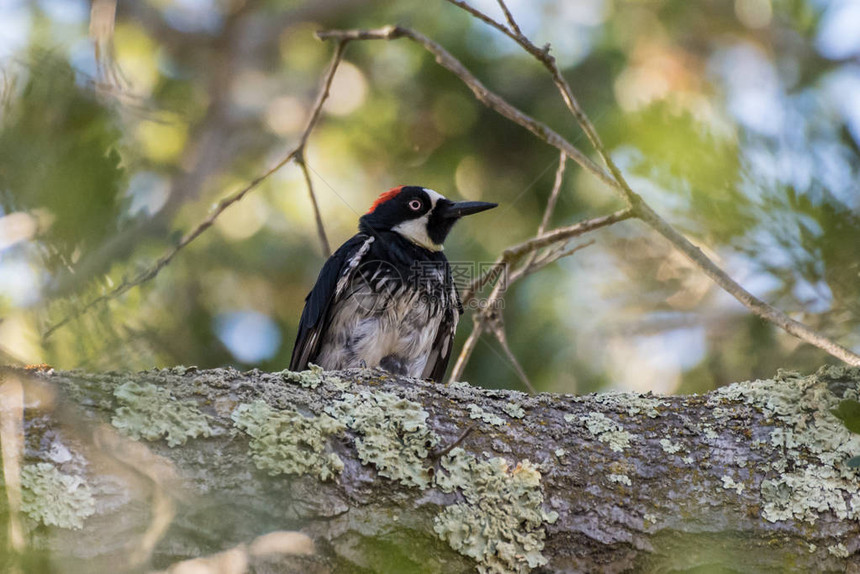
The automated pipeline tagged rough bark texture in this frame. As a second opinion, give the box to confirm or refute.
[2,365,860,573]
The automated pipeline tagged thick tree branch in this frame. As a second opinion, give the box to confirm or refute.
[4,366,860,573]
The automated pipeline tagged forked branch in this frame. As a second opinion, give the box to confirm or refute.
[317,23,860,367]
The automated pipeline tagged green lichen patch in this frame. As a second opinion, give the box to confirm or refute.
[20,463,95,529]
[643,512,658,524]
[232,400,345,481]
[569,412,634,452]
[468,404,505,427]
[434,448,558,574]
[660,439,682,454]
[702,425,719,440]
[828,543,850,558]
[112,381,214,447]
[278,363,328,389]
[448,381,472,391]
[721,475,745,495]
[326,390,439,488]
[589,390,667,418]
[708,367,860,524]
[502,402,525,419]
[608,473,632,486]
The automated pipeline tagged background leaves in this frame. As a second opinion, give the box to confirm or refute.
[0,0,858,394]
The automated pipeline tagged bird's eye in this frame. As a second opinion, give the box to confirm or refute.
[408,199,423,211]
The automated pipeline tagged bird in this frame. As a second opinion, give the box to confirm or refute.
[290,185,497,383]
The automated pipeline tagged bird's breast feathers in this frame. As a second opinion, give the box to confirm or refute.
[315,257,457,377]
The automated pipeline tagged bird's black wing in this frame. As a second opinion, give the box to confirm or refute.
[290,234,375,371]
[422,266,463,383]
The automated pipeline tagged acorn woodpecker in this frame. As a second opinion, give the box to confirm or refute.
[290,185,497,382]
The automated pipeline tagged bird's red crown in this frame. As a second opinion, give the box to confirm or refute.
[367,185,405,214]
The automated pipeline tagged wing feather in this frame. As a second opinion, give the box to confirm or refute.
[421,269,463,383]
[289,235,374,371]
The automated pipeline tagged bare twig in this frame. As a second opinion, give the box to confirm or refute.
[450,210,625,385]
[515,239,595,280]
[486,312,536,394]
[429,422,476,462]
[462,208,633,304]
[450,237,593,387]
[43,42,348,339]
[495,0,522,37]
[318,25,860,366]
[443,0,549,61]
[297,155,332,257]
[522,151,566,271]
[316,27,616,190]
[538,151,566,236]
[449,314,485,383]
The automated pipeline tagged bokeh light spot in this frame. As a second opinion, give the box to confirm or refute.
[455,156,487,200]
[136,118,188,164]
[735,0,772,29]
[326,62,367,116]
[113,22,159,94]
[127,172,170,217]
[215,311,282,364]
[214,190,267,241]
[265,96,307,136]
[816,1,860,60]
[0,212,38,251]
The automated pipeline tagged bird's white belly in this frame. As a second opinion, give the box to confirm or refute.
[315,283,443,377]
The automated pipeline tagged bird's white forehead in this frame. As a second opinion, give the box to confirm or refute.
[421,188,446,207]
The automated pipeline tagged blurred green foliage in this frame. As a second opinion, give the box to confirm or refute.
[0,0,858,395]
[0,52,125,271]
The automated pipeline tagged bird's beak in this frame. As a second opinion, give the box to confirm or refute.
[440,200,498,219]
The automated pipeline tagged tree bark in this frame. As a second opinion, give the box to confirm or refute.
[2,365,860,573]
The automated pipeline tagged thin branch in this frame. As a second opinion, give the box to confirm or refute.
[318,25,860,366]
[457,238,593,390]
[297,155,331,257]
[466,0,860,366]
[316,27,616,190]
[444,0,630,203]
[43,42,348,339]
[515,239,595,281]
[495,0,522,37]
[452,0,860,366]
[448,0,642,201]
[444,0,547,61]
[491,333,536,394]
[538,151,566,236]
[429,422,476,461]
[298,41,346,150]
[462,208,633,304]
[522,151,566,272]
[487,314,536,394]
[449,314,485,383]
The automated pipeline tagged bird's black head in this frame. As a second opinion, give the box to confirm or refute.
[359,186,497,251]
